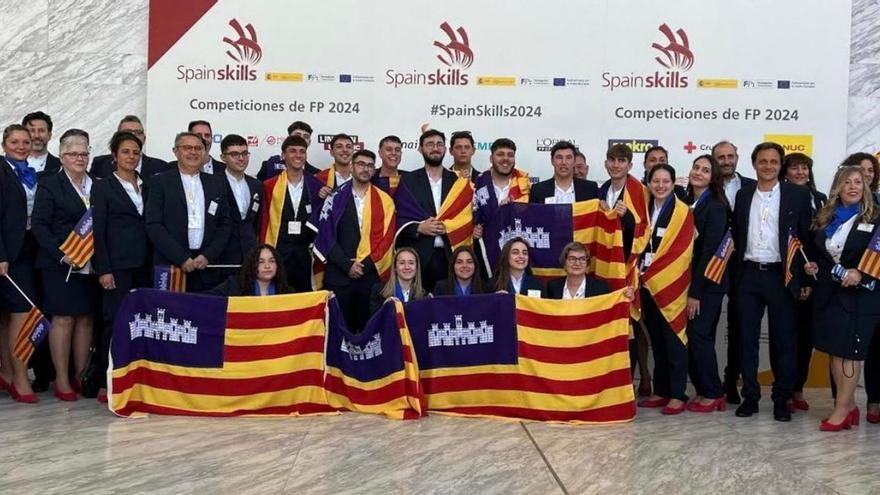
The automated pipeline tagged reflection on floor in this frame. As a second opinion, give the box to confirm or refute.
[0,387,877,494]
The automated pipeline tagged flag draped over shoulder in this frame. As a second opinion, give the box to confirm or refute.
[110,289,336,417]
[259,170,324,247]
[12,307,51,363]
[623,175,651,259]
[324,298,424,419]
[704,229,734,284]
[60,207,95,267]
[310,183,396,281]
[372,174,402,197]
[315,165,339,189]
[640,199,695,344]
[480,200,626,284]
[406,292,635,423]
[858,222,880,280]
[472,169,530,227]
[395,176,474,250]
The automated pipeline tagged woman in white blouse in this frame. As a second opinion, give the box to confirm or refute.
[547,242,634,300]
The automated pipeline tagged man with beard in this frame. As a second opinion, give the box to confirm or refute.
[449,130,479,182]
[573,150,589,180]
[316,133,355,191]
[396,129,460,292]
[372,135,408,196]
[530,141,598,204]
[256,121,320,180]
[21,111,60,179]
[89,115,171,181]
[713,140,756,405]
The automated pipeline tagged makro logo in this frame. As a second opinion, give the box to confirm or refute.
[385,22,472,88]
[176,19,260,83]
[601,24,692,91]
[607,139,660,153]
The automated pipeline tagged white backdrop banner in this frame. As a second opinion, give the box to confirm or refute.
[147,0,852,190]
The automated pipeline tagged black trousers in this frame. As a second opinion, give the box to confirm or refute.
[687,291,725,398]
[736,263,797,403]
[99,265,152,388]
[327,272,378,333]
[716,290,741,389]
[641,288,688,401]
[283,249,314,293]
[793,298,814,393]
[422,247,448,294]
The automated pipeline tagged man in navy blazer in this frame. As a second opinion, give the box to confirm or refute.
[529,141,598,204]
[145,132,231,292]
[217,134,263,270]
[256,121,321,180]
[22,111,61,179]
[731,142,814,422]
[89,115,171,180]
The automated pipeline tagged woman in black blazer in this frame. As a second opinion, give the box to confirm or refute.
[0,125,41,402]
[778,153,827,411]
[369,247,428,317]
[30,129,99,401]
[806,165,880,430]
[489,237,545,297]
[207,244,293,296]
[432,245,484,296]
[684,155,730,413]
[91,131,152,402]
[547,241,634,300]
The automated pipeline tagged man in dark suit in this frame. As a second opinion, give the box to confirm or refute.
[217,134,262,272]
[167,120,226,176]
[397,129,460,292]
[21,111,61,179]
[530,141,598,204]
[256,121,320,181]
[713,140,757,405]
[732,142,814,422]
[643,146,686,199]
[449,130,480,182]
[89,115,171,180]
[145,132,232,292]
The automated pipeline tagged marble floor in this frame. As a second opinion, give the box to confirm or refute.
[1,387,878,495]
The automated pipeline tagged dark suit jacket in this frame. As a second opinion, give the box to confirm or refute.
[145,170,232,266]
[90,153,171,181]
[812,217,880,315]
[272,178,317,265]
[205,275,294,297]
[397,167,460,263]
[449,165,480,183]
[323,195,378,288]
[432,278,484,296]
[37,153,61,179]
[257,156,320,181]
[529,177,598,204]
[0,161,29,263]
[489,272,545,297]
[732,181,814,298]
[167,157,226,176]
[546,276,610,299]
[91,174,150,275]
[31,172,93,271]
[689,195,730,296]
[369,281,420,315]
[809,190,828,213]
[219,174,263,265]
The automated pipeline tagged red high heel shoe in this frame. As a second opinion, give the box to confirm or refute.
[97,391,108,404]
[791,399,810,411]
[53,385,78,402]
[867,410,880,424]
[637,397,670,408]
[10,384,38,404]
[687,397,727,413]
[820,414,852,432]
[662,402,687,415]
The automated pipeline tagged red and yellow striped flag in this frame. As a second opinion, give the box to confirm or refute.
[785,230,804,287]
[640,199,695,344]
[12,306,52,363]
[436,177,474,250]
[858,221,880,279]
[59,208,94,267]
[704,229,734,284]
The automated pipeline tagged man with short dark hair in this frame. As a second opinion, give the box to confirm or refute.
[89,115,171,180]
[732,142,813,422]
[21,111,61,178]
[145,132,232,291]
[573,150,588,180]
[316,133,355,190]
[256,121,320,180]
[373,135,408,195]
[217,134,262,270]
[167,120,225,175]
[449,130,479,182]
[530,141,597,204]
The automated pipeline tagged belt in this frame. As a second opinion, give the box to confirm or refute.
[744,260,782,271]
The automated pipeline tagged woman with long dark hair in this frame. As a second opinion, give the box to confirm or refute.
[489,237,545,297]
[432,245,484,296]
[207,243,292,296]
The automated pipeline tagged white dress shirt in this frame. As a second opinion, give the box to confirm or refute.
[723,174,742,211]
[744,183,781,263]
[493,177,511,205]
[114,173,144,215]
[27,153,47,173]
[286,177,304,220]
[605,183,624,207]
[335,171,352,187]
[201,158,214,175]
[510,274,523,294]
[554,181,575,204]
[353,188,366,228]
[562,277,586,299]
[225,170,250,220]
[181,172,205,249]
[429,175,444,248]
[6,159,37,227]
[826,216,857,264]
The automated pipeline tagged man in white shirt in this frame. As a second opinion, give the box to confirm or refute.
[218,134,262,270]
[318,133,355,189]
[21,111,61,178]
[530,141,598,205]
[188,120,226,175]
[731,142,813,422]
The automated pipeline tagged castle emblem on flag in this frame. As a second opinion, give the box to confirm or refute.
[499,218,550,249]
[129,308,198,344]
[428,315,494,347]
[474,186,490,209]
[341,333,383,361]
[319,192,335,221]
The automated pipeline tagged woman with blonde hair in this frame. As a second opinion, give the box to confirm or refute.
[369,247,427,316]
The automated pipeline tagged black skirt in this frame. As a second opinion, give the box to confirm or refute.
[41,270,99,316]
[0,232,39,313]
[813,298,878,360]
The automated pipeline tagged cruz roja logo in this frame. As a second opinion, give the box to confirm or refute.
[176,19,260,83]
[385,22,472,87]
[602,23,693,91]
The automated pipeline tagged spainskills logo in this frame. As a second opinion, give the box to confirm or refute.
[386,22,472,87]
[177,19,260,83]
[602,24,693,91]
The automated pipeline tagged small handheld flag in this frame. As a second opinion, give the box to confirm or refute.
[858,222,880,281]
[704,229,734,284]
[3,274,52,363]
[59,208,95,268]
[153,265,186,292]
[785,230,804,286]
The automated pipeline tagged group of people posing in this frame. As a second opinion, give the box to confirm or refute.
[0,111,878,433]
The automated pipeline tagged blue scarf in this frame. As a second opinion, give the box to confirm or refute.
[454,280,472,296]
[691,189,711,209]
[253,281,277,296]
[8,158,36,189]
[394,280,408,301]
[825,203,860,238]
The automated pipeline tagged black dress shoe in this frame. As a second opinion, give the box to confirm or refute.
[773,401,792,422]
[724,387,742,405]
[735,399,759,417]
[31,377,50,393]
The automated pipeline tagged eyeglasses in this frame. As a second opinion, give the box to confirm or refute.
[177,145,205,153]
[422,141,445,149]
[223,151,250,159]
[62,152,90,161]
[566,256,589,264]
